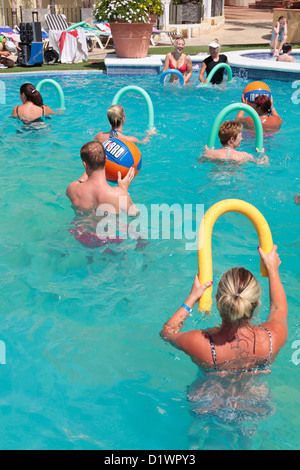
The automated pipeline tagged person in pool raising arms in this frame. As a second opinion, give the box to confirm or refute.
[163,36,193,85]
[160,245,287,373]
[95,104,156,145]
[66,141,138,216]
[202,121,269,165]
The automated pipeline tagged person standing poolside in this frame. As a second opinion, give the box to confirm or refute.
[202,121,268,165]
[95,104,156,145]
[235,94,282,133]
[11,83,56,123]
[198,40,229,85]
[163,36,193,85]
[276,43,294,63]
[66,141,138,216]
[270,16,287,57]
[160,245,287,373]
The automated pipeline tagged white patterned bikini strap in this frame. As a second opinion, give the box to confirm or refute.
[207,333,218,371]
[259,326,273,362]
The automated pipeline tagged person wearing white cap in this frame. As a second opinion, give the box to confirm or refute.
[198,40,229,85]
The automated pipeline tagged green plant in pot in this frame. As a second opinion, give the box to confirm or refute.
[93,0,164,58]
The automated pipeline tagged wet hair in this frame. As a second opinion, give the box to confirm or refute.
[218,121,243,145]
[80,141,106,171]
[216,267,261,323]
[107,104,125,129]
[282,43,292,54]
[20,83,43,107]
[254,94,271,114]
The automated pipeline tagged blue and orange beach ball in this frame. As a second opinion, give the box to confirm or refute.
[243,81,272,108]
[103,137,142,182]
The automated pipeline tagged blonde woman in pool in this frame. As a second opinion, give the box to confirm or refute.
[163,36,193,85]
[95,104,156,145]
[160,245,287,373]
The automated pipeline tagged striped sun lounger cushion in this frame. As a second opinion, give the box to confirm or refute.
[45,14,68,31]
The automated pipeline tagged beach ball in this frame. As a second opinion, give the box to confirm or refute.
[103,137,142,182]
[243,81,272,108]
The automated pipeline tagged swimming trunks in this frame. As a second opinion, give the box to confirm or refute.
[206,326,273,373]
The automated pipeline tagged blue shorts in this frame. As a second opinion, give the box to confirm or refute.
[270,27,285,46]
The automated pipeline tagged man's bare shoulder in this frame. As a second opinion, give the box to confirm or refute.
[66,178,82,194]
[67,179,98,210]
[66,179,86,203]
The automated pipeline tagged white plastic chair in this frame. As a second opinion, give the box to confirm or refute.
[93,22,112,49]
[151,29,177,46]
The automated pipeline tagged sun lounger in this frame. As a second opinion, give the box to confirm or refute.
[93,22,112,50]
[151,29,177,46]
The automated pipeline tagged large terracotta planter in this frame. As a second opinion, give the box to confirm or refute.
[110,22,154,59]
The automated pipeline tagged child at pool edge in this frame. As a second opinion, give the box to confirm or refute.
[202,121,269,165]
[95,104,156,145]
[270,16,287,57]
[66,141,139,215]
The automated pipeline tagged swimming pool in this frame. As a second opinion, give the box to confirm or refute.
[226,49,300,81]
[243,52,300,63]
[0,72,299,450]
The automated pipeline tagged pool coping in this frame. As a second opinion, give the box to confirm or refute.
[0,69,105,78]
[1,49,300,80]
[104,50,300,79]
[226,49,300,74]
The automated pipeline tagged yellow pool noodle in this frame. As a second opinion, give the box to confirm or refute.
[197,199,273,313]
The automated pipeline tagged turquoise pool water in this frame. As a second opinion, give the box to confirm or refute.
[0,72,299,450]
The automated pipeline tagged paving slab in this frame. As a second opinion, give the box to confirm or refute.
[87,7,275,61]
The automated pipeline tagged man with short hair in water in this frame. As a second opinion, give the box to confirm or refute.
[276,43,294,63]
[202,121,269,165]
[66,141,138,216]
